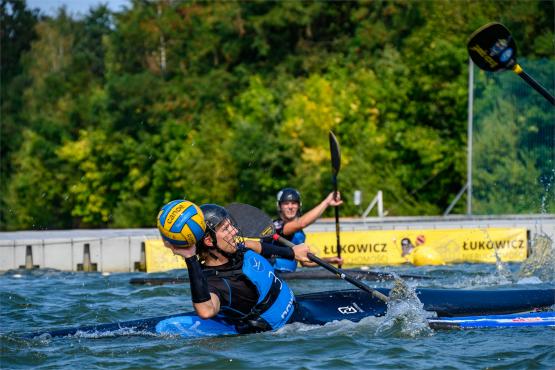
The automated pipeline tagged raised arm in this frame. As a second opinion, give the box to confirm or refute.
[282,191,342,236]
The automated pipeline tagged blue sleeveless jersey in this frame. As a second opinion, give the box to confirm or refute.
[272,230,305,272]
[241,250,295,329]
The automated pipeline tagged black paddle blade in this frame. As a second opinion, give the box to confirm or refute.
[225,203,275,238]
[329,131,341,174]
[467,22,517,72]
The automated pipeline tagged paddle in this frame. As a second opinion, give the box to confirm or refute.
[226,202,389,303]
[467,22,555,105]
[329,130,342,267]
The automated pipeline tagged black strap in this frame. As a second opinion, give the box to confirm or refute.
[227,279,283,334]
[250,276,284,315]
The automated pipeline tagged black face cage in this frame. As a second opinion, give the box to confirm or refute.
[210,213,245,251]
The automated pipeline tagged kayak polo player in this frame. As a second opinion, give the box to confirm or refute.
[157,200,311,334]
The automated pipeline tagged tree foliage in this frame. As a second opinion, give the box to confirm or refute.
[1,0,553,230]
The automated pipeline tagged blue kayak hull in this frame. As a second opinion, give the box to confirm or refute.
[156,311,555,336]
[24,287,555,338]
[428,311,555,330]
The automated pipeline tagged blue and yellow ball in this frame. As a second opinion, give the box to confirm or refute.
[157,200,206,247]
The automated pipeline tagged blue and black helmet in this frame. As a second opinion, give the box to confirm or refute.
[276,188,302,213]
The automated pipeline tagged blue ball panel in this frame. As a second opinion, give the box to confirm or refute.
[159,199,184,226]
[170,205,198,233]
[187,219,205,241]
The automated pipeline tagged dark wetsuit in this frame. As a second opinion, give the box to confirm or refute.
[204,259,259,319]
[201,247,296,333]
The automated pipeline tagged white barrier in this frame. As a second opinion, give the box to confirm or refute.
[0,216,552,272]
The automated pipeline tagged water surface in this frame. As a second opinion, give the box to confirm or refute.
[2,263,554,369]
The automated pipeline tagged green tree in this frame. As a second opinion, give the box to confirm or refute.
[0,0,39,228]
[2,0,552,230]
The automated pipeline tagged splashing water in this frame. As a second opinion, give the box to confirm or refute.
[518,234,555,282]
[540,169,554,214]
[477,228,514,284]
[493,248,514,283]
[375,279,433,338]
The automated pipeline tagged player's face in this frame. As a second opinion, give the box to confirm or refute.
[214,219,238,252]
[280,201,299,221]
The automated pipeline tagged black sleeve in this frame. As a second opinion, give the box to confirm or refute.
[260,241,295,260]
[260,235,275,244]
[185,256,211,303]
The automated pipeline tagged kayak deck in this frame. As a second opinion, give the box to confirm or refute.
[23,287,555,339]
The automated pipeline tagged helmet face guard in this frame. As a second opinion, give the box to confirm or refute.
[199,204,244,258]
[276,188,302,216]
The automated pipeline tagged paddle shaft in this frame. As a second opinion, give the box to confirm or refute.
[274,234,388,303]
[513,65,555,105]
[333,179,341,266]
[329,131,342,267]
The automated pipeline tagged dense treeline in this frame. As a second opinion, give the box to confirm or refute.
[1,0,553,230]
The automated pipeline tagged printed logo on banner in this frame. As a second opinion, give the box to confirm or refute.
[323,243,387,255]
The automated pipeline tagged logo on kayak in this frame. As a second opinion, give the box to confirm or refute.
[338,303,364,314]
[512,317,542,322]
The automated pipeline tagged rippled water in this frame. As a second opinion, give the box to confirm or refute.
[2,262,554,370]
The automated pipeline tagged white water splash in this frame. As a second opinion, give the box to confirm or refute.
[375,279,433,338]
[518,234,555,282]
[72,328,159,338]
[515,276,543,285]
[539,168,554,214]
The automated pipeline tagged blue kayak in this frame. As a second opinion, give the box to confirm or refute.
[156,311,555,336]
[428,311,555,329]
[24,288,555,339]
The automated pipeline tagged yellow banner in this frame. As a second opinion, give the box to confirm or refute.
[145,239,186,273]
[145,228,528,271]
[307,227,528,266]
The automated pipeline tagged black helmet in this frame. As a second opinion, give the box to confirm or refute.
[276,188,302,212]
[200,204,229,233]
[198,204,243,263]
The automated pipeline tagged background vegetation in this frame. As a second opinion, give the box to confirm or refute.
[1,0,553,230]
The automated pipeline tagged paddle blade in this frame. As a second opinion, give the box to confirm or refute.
[467,22,517,72]
[329,131,341,174]
[225,203,275,238]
